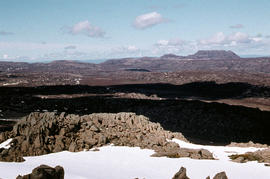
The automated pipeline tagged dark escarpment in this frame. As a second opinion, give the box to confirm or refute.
[0,83,270,145]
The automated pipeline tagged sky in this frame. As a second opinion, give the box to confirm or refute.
[0,0,270,62]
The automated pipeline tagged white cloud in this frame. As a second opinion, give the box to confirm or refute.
[133,12,166,29]
[195,32,270,55]
[228,32,251,44]
[151,32,270,56]
[3,54,9,59]
[153,38,191,55]
[65,20,105,38]
[127,45,139,52]
[200,32,227,45]
[156,38,184,47]
[107,45,145,58]
[156,40,169,46]
[112,45,140,53]
[229,24,244,29]
[200,32,252,46]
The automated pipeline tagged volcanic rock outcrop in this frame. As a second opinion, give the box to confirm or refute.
[0,112,214,162]
[230,149,270,166]
[212,172,228,179]
[16,165,64,179]
[172,167,228,179]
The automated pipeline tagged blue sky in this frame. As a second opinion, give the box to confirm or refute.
[0,0,270,61]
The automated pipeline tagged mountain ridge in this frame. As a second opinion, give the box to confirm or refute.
[1,50,270,77]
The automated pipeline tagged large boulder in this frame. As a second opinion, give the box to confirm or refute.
[152,147,214,160]
[172,167,190,179]
[16,165,64,179]
[213,171,228,179]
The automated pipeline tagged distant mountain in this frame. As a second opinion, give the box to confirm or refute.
[99,50,270,73]
[187,50,241,60]
[160,54,184,59]
[1,50,270,75]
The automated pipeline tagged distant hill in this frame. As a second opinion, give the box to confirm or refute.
[1,50,270,75]
[160,54,184,59]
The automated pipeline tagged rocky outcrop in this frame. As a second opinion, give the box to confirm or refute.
[172,167,228,179]
[16,165,64,179]
[172,167,190,179]
[0,112,214,162]
[227,141,268,148]
[230,149,270,166]
[152,148,214,159]
[0,131,10,143]
[213,172,228,179]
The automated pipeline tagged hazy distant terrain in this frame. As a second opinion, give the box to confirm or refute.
[1,50,270,87]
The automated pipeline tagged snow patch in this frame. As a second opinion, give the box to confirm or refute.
[0,138,12,149]
[0,139,269,179]
[172,139,264,161]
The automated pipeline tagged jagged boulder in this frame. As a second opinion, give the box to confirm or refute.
[172,168,228,179]
[16,165,64,179]
[172,167,190,179]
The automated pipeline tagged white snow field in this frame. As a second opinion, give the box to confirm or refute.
[0,139,269,179]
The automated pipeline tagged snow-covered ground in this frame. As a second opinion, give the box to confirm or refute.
[0,139,269,179]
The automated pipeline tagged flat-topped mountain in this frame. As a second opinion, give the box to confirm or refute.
[100,50,269,72]
[161,50,240,60]
[187,50,241,60]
